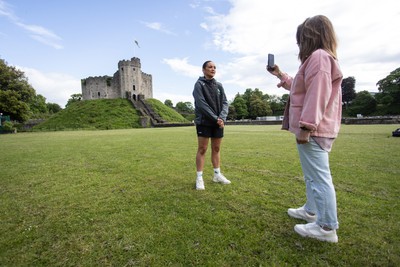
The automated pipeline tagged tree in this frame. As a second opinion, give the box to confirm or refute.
[241,88,253,107]
[347,91,377,116]
[164,99,173,108]
[227,105,236,120]
[47,103,62,114]
[341,76,356,109]
[242,88,263,110]
[376,67,400,114]
[66,93,82,108]
[175,101,194,114]
[231,94,248,119]
[0,90,30,122]
[279,94,288,102]
[267,94,286,115]
[248,95,271,119]
[29,94,48,115]
[0,58,36,122]
[248,97,266,119]
[232,89,278,119]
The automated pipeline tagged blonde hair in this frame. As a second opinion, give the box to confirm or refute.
[296,15,338,63]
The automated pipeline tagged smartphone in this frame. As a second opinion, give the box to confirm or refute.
[267,54,275,70]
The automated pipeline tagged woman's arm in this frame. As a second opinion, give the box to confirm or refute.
[267,64,292,90]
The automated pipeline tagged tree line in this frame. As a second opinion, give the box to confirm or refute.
[1,56,399,126]
[342,70,400,116]
[0,58,62,124]
[167,68,400,120]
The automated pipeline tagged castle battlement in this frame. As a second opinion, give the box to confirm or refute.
[118,57,141,68]
[142,72,152,78]
[82,75,112,81]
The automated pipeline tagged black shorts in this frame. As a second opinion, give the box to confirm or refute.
[196,124,224,138]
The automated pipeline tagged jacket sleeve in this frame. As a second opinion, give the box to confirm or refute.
[218,83,229,121]
[278,73,293,90]
[193,82,219,122]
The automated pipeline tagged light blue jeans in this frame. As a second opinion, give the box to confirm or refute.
[297,138,339,229]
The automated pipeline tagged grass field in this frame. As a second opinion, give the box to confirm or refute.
[1,125,399,266]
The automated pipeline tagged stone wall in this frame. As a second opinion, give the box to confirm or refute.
[226,120,283,126]
[81,57,152,101]
[81,76,120,100]
[343,116,400,124]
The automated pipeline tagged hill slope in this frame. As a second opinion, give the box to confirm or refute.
[34,99,142,131]
[144,98,189,123]
[33,98,189,131]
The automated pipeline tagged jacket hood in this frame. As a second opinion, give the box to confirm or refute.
[198,76,216,84]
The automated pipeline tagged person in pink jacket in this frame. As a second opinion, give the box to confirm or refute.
[267,15,343,243]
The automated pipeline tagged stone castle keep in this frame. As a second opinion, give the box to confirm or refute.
[81,57,152,101]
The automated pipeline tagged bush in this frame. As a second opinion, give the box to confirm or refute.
[2,121,14,131]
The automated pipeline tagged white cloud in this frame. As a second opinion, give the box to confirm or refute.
[193,0,400,96]
[203,6,217,16]
[0,0,63,49]
[29,34,63,50]
[19,66,80,108]
[0,0,16,20]
[141,21,176,35]
[162,57,201,78]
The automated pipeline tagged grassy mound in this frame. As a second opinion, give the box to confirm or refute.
[33,99,142,131]
[144,98,189,123]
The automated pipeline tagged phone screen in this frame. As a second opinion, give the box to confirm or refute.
[268,54,274,68]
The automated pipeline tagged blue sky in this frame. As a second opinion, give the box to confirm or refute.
[1,0,399,108]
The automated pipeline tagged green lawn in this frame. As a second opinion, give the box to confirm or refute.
[1,125,399,266]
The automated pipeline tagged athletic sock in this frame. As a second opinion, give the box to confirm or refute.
[213,168,221,175]
[196,171,203,179]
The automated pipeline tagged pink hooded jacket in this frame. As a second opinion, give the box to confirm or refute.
[280,49,343,140]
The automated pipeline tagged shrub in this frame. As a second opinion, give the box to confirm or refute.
[2,121,14,131]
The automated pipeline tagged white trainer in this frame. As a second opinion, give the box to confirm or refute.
[294,222,338,243]
[288,206,317,223]
[196,178,205,190]
[213,173,231,184]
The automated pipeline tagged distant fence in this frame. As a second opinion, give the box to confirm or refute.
[19,116,400,131]
[154,116,400,128]
[342,116,400,125]
[153,122,194,127]
[19,119,46,131]
[226,120,282,126]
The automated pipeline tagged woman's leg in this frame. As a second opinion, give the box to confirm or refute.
[196,136,209,172]
[210,137,222,168]
[297,138,338,229]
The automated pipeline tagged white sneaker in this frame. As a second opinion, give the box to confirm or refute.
[213,173,231,184]
[196,178,205,190]
[288,206,317,223]
[294,222,338,243]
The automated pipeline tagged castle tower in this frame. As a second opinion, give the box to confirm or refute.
[118,57,152,101]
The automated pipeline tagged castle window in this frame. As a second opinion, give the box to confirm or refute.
[121,67,124,71]
[98,92,100,97]
[133,85,136,91]
[133,68,135,71]
[106,77,112,86]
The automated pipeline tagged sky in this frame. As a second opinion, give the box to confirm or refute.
[1,0,399,108]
